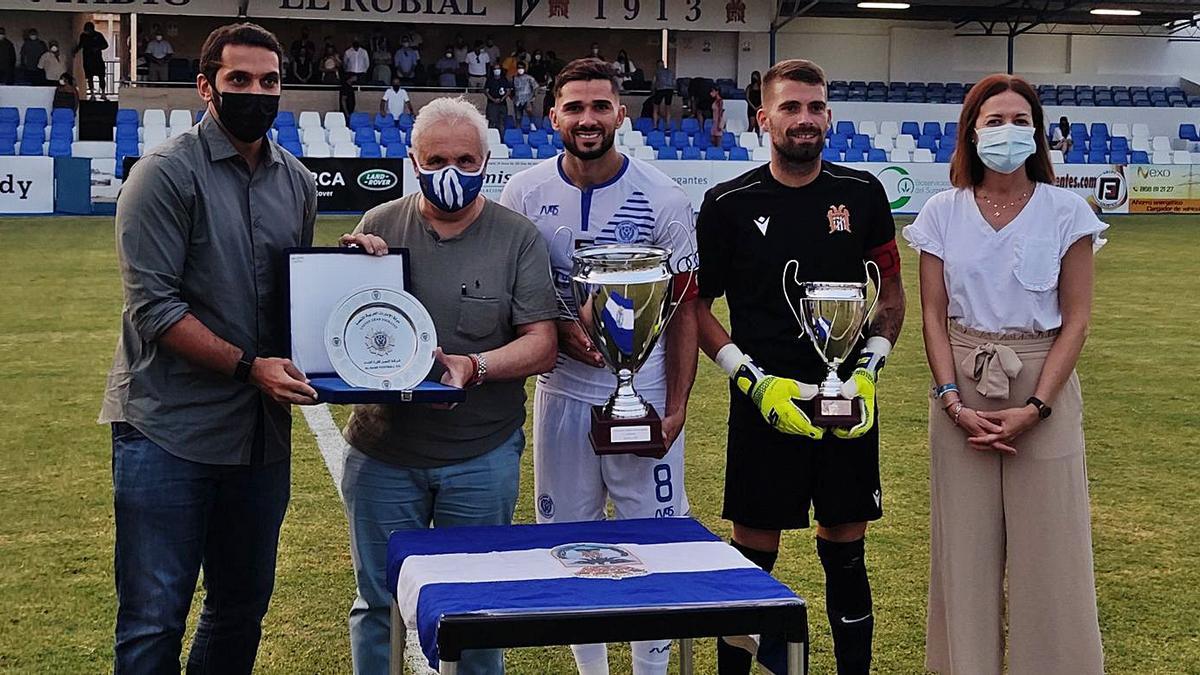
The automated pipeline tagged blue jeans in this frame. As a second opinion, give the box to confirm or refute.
[342,429,525,675]
[111,422,289,674]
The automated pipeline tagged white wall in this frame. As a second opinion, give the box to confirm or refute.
[776,17,1200,87]
[674,30,738,81]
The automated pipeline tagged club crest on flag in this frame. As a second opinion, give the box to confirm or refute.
[550,543,650,579]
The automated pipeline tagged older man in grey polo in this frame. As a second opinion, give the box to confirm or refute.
[336,96,558,675]
[99,24,317,674]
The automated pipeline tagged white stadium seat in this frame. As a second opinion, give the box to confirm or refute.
[169,110,193,131]
[894,135,917,151]
[1172,150,1191,164]
[1152,136,1171,152]
[327,127,354,145]
[1132,123,1150,139]
[873,135,894,151]
[878,121,899,139]
[143,127,169,150]
[1193,152,1200,164]
[486,128,502,146]
[911,148,933,163]
[302,128,327,145]
[889,148,911,162]
[618,118,632,134]
[298,111,322,129]
[761,132,771,148]
[1111,123,1129,139]
[752,146,771,161]
[1152,150,1171,164]
[304,142,331,158]
[623,131,645,147]
[738,132,760,149]
[324,112,348,130]
[489,144,510,158]
[143,109,167,128]
[1132,137,1150,152]
[859,121,878,138]
[724,100,749,134]
[616,145,630,156]
[333,142,358,157]
[168,125,188,137]
[633,145,655,160]
[1050,150,1064,164]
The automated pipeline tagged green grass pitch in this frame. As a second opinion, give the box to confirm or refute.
[0,214,1196,673]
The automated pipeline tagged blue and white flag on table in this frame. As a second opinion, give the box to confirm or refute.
[387,518,800,669]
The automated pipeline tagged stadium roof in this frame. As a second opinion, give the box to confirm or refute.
[776,0,1200,30]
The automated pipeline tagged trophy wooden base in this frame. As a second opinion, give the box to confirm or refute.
[812,395,862,429]
[588,404,667,459]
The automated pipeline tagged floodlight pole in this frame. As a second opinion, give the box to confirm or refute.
[1007,32,1015,74]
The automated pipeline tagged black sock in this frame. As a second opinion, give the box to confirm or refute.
[719,540,779,675]
[816,536,873,675]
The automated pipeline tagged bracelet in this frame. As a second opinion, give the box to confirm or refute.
[471,352,488,386]
[947,402,964,426]
[934,382,959,399]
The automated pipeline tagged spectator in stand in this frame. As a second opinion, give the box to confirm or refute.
[381,74,414,121]
[466,41,490,89]
[484,36,500,63]
[369,28,387,55]
[145,30,173,82]
[613,50,635,90]
[687,75,712,120]
[652,59,675,126]
[394,36,420,84]
[340,72,357,116]
[53,73,79,112]
[371,38,392,85]
[501,49,519,78]
[452,34,469,65]
[542,50,563,112]
[512,61,537,128]
[38,41,66,86]
[290,48,315,84]
[20,29,47,85]
[290,28,314,64]
[75,22,108,99]
[529,50,548,84]
[319,44,341,84]
[708,83,725,146]
[343,39,370,82]
[514,40,530,65]
[0,27,14,85]
[484,64,512,130]
[1051,115,1073,154]
[588,42,603,60]
[436,47,458,87]
[746,70,762,133]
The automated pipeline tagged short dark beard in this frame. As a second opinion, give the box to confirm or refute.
[772,136,822,173]
[563,127,616,161]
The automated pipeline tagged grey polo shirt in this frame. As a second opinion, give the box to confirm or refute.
[342,195,558,468]
[99,115,317,465]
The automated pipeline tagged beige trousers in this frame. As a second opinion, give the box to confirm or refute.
[925,323,1104,675]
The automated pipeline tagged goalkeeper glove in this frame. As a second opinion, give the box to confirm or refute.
[716,343,824,440]
[832,336,891,439]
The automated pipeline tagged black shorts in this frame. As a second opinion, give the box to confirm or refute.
[654,89,674,105]
[722,382,883,531]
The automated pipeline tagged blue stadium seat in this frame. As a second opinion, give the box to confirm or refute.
[503,115,517,130]
[51,108,74,124]
[380,127,402,145]
[0,107,19,125]
[851,134,871,149]
[830,135,849,151]
[510,144,533,159]
[358,142,382,158]
[397,113,415,130]
[0,138,13,155]
[1066,149,1085,164]
[867,148,887,162]
[196,110,206,124]
[385,142,407,158]
[703,119,715,134]
[822,147,841,161]
[528,130,550,147]
[1110,137,1128,152]
[0,122,15,141]
[843,147,867,162]
[1130,150,1149,164]
[502,128,525,147]
[349,112,371,129]
[657,146,677,160]
[1089,123,1109,139]
[48,137,71,157]
[646,130,666,149]
[671,131,689,149]
[680,146,702,160]
[900,121,920,138]
[49,125,72,141]
[353,127,376,145]
[922,122,942,138]
[634,118,654,134]
[23,108,48,128]
[720,132,736,150]
[537,144,558,159]
[1087,148,1107,163]
[19,138,43,155]
[703,146,724,160]
[375,113,396,130]
[280,140,303,157]
[918,135,938,150]
[940,135,958,150]
[21,125,45,144]
[1181,124,1199,141]
[935,146,954,163]
[1109,149,1129,164]
[835,120,856,137]
[115,125,139,143]
[552,132,564,150]
[680,118,700,136]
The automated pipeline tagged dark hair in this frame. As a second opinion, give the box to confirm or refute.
[949,73,1054,188]
[200,23,283,85]
[553,57,620,98]
[762,58,826,91]
[83,22,95,31]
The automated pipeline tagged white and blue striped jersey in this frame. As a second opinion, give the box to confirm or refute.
[499,154,697,406]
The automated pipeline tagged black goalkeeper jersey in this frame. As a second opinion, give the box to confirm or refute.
[697,161,897,380]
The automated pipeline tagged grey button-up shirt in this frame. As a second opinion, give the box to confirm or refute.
[99,115,317,465]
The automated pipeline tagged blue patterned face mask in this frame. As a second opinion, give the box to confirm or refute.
[414,161,486,213]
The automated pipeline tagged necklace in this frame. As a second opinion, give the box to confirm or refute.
[976,189,1030,218]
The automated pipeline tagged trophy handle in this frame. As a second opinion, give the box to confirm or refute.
[863,259,882,325]
[660,219,698,331]
[781,259,805,336]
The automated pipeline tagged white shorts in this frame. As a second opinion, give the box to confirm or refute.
[533,387,689,524]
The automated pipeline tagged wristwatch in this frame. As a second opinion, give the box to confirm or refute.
[234,349,256,383]
[1026,396,1052,420]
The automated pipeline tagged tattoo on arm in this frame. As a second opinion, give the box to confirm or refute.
[868,274,906,344]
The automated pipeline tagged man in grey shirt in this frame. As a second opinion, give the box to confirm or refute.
[99,23,317,674]
[337,96,558,675]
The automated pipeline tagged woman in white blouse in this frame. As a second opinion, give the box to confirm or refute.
[903,73,1106,675]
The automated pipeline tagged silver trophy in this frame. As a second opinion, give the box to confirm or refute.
[782,261,880,427]
[569,244,679,458]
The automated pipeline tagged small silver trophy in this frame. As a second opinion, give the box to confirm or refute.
[782,261,879,427]
[569,244,678,458]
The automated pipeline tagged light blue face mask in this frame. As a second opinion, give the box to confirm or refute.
[415,161,486,213]
[975,123,1037,174]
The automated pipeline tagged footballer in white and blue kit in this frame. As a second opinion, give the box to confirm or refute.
[498,58,699,675]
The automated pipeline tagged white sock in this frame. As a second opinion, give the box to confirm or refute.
[631,639,672,675]
[571,643,609,675]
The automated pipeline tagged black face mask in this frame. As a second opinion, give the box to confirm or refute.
[211,84,279,143]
